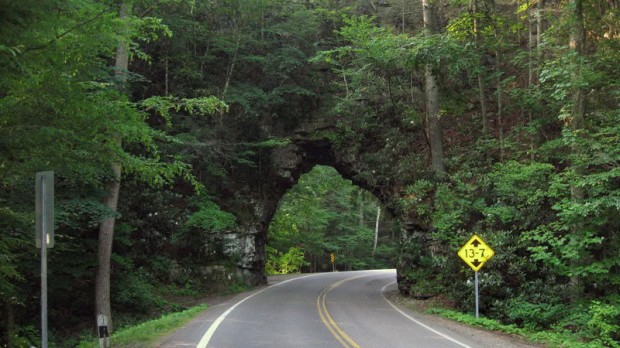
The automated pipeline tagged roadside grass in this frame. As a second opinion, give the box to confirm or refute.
[76,304,207,348]
[74,278,253,347]
[426,308,603,348]
[390,294,607,348]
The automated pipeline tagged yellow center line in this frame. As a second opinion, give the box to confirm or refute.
[317,275,370,348]
[317,289,352,348]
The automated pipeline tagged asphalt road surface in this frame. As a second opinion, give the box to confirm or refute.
[160,270,536,348]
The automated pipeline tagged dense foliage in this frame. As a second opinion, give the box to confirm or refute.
[311,0,620,345]
[1,0,619,346]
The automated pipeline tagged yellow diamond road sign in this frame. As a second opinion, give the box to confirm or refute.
[458,234,495,272]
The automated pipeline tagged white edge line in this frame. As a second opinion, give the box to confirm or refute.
[380,281,472,348]
[197,274,322,348]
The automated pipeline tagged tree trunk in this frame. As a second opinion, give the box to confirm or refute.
[222,33,241,98]
[472,0,488,140]
[478,75,488,136]
[358,190,364,227]
[164,56,169,96]
[497,51,504,161]
[425,66,446,177]
[528,0,534,160]
[95,1,130,333]
[95,162,121,333]
[373,207,381,255]
[3,301,15,348]
[342,67,350,98]
[422,0,446,179]
[568,0,586,301]
[569,0,586,131]
[473,0,491,165]
[401,0,406,33]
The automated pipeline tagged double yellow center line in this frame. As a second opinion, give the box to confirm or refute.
[317,275,367,348]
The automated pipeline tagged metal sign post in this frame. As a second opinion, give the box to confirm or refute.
[475,271,479,318]
[457,234,494,319]
[36,171,54,348]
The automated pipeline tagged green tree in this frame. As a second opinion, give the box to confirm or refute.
[0,0,223,343]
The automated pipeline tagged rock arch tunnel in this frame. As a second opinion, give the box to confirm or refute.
[211,114,427,290]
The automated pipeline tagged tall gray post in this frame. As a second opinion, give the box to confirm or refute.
[36,171,54,348]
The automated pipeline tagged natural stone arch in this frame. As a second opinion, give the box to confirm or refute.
[211,116,423,288]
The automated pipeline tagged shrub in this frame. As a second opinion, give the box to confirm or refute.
[586,300,620,347]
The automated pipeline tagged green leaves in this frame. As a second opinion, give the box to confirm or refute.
[489,161,554,207]
[587,301,620,347]
[186,199,236,232]
[141,95,228,126]
[0,207,28,297]
[316,14,480,85]
[267,247,308,274]
[406,33,479,77]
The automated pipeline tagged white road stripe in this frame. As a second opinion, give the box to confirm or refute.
[380,281,472,348]
[196,274,321,348]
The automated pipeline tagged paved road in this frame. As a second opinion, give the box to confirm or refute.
[160,270,531,348]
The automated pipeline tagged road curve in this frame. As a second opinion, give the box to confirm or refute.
[160,270,521,348]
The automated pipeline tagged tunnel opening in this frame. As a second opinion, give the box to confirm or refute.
[265,165,399,275]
